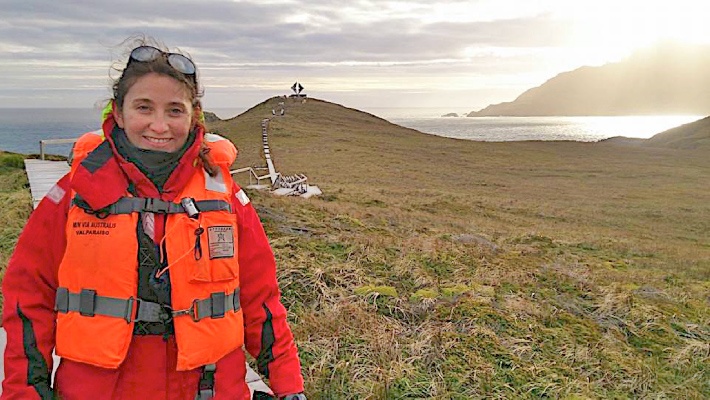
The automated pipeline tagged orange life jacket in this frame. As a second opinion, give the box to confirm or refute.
[55,132,243,371]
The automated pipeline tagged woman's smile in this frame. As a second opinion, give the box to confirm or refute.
[114,72,193,153]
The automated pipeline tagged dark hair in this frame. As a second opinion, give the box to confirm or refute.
[111,39,203,113]
[109,37,216,174]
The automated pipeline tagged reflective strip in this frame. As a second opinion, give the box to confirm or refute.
[204,168,227,193]
[235,189,250,206]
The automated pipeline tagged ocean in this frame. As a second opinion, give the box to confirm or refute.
[0,107,702,156]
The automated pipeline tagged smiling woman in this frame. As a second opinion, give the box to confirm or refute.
[1,37,307,400]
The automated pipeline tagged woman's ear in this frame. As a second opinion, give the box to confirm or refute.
[113,102,124,128]
[111,101,123,129]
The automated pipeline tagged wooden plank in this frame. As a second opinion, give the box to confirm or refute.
[40,138,79,145]
[24,159,70,209]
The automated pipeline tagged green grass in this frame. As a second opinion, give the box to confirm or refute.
[1,99,708,398]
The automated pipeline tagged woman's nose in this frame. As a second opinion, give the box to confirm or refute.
[149,113,169,132]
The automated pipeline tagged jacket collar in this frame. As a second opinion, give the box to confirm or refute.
[71,114,205,211]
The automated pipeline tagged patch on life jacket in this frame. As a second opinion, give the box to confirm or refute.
[207,226,235,259]
[46,184,66,204]
[235,189,250,206]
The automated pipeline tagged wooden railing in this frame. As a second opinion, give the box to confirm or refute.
[230,166,279,188]
[39,138,78,160]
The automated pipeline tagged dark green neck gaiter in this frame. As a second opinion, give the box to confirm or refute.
[112,126,196,192]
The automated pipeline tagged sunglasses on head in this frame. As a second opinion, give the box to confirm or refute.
[128,45,196,76]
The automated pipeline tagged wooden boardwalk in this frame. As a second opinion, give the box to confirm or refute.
[24,159,70,209]
[1,159,274,397]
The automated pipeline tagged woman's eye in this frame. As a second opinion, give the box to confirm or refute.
[137,105,150,112]
[170,108,185,115]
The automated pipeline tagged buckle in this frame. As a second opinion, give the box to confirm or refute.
[210,292,226,319]
[135,299,172,323]
[144,198,169,214]
[55,287,70,313]
[124,297,135,323]
[79,289,96,317]
[172,299,201,322]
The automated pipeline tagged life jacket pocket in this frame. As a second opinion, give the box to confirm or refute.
[168,212,240,283]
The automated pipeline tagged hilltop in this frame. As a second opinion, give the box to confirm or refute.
[468,43,710,116]
[1,99,708,399]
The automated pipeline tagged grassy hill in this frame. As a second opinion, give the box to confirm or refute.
[645,115,710,150]
[1,99,708,398]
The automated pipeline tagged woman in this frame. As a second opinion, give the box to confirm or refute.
[1,39,306,399]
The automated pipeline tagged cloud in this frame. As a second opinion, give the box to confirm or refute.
[0,0,628,108]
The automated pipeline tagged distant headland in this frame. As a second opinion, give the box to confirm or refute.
[465,43,710,117]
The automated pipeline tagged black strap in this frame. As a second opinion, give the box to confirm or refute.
[195,364,216,399]
[252,391,276,400]
[73,196,231,215]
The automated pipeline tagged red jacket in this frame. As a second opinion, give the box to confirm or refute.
[1,117,304,399]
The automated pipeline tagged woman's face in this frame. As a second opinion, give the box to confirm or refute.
[115,72,194,153]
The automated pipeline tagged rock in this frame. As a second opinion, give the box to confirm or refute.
[202,111,222,123]
[451,233,498,251]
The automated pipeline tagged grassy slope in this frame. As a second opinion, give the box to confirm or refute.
[0,100,707,398]
[212,97,709,399]
[646,116,710,150]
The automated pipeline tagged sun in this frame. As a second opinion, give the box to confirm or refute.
[553,0,710,64]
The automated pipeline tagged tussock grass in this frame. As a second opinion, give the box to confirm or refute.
[0,152,32,314]
[0,100,708,398]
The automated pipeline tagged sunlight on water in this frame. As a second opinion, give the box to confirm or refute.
[569,116,701,139]
[386,115,703,142]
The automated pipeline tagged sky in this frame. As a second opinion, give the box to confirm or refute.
[1,0,708,113]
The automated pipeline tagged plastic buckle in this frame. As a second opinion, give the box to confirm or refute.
[181,197,200,218]
[79,289,96,317]
[190,299,201,322]
[210,292,226,319]
[145,198,169,214]
[125,297,135,323]
[54,287,70,313]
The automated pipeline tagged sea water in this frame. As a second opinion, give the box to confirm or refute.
[0,107,702,156]
[0,108,102,156]
[361,107,702,142]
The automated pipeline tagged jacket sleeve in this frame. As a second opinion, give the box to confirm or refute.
[232,186,305,397]
[1,174,70,399]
